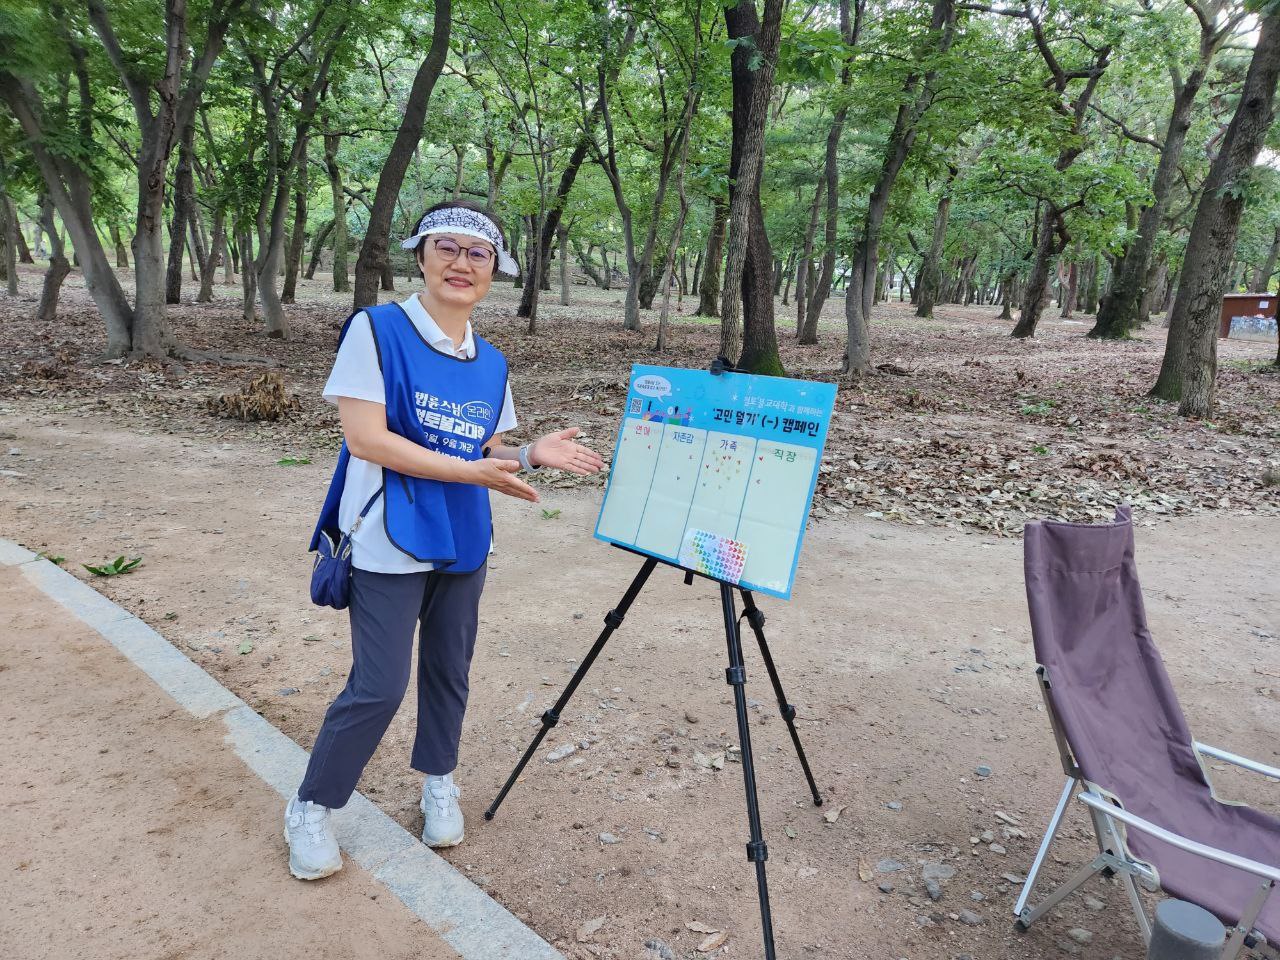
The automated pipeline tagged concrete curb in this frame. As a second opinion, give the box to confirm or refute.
[2,538,564,960]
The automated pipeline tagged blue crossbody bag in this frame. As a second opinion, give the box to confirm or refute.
[309,486,383,610]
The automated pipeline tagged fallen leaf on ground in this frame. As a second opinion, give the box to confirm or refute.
[685,921,719,934]
[576,916,606,942]
[823,804,846,824]
[858,859,873,882]
[697,931,729,952]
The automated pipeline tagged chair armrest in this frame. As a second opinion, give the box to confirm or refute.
[1195,741,1280,781]
[1078,791,1280,883]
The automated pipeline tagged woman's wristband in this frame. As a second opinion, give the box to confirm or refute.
[518,442,541,471]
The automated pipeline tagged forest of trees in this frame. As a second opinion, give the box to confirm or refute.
[1,0,1279,419]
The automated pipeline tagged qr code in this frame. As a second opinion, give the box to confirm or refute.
[628,398,642,414]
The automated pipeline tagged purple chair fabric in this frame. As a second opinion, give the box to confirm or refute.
[1024,506,1280,941]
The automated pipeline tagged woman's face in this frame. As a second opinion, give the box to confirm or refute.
[418,233,495,311]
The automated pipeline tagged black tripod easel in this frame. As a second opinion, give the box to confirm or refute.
[485,552,824,960]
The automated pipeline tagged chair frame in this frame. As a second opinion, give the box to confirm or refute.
[1015,667,1280,959]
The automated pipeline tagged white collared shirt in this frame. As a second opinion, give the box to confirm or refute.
[322,293,517,573]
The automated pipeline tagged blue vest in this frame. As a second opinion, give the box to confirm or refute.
[310,302,508,573]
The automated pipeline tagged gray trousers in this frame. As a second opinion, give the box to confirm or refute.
[298,564,486,809]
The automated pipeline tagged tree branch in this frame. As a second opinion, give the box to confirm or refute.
[1089,102,1162,150]
[85,0,154,125]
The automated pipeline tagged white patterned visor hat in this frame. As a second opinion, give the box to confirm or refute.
[400,206,519,276]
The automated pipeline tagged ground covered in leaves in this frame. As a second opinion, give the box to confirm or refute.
[2,263,1278,535]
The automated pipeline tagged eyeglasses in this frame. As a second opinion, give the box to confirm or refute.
[429,237,495,268]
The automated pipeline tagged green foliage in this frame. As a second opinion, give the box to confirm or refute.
[2,0,1275,358]
[83,556,143,577]
[1019,399,1059,416]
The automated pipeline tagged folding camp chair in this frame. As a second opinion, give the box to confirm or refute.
[1015,507,1280,959]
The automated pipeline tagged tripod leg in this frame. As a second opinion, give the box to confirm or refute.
[485,557,658,821]
[739,589,823,807]
[719,583,777,960]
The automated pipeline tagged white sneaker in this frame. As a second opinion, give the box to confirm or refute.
[420,773,464,848]
[284,795,342,880]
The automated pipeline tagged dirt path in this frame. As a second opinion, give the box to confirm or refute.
[0,572,459,960]
[1,404,1276,960]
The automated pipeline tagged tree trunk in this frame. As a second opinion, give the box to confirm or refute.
[282,150,307,304]
[1082,253,1101,313]
[0,189,16,296]
[324,133,349,293]
[1060,251,1079,318]
[598,91,641,329]
[573,240,604,288]
[12,200,33,264]
[802,0,857,342]
[83,0,241,354]
[239,229,257,323]
[638,265,659,308]
[844,0,956,373]
[519,24,636,320]
[1075,256,1092,312]
[1012,208,1059,337]
[1091,52,1212,337]
[795,180,824,336]
[1152,11,1280,415]
[1138,254,1167,324]
[915,166,956,318]
[557,223,571,306]
[1252,226,1280,291]
[539,242,553,292]
[110,223,130,268]
[186,209,202,284]
[220,230,233,284]
[34,195,69,319]
[512,221,526,289]
[252,25,340,339]
[998,272,1014,320]
[130,179,174,355]
[255,176,290,338]
[197,206,223,302]
[695,194,727,316]
[656,123,693,353]
[353,0,450,308]
[1013,48,1110,338]
[306,218,333,280]
[165,123,196,305]
[721,0,784,373]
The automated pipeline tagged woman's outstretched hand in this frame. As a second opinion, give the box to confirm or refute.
[467,458,541,503]
[532,427,606,476]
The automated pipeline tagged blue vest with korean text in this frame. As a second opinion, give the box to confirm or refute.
[309,302,508,573]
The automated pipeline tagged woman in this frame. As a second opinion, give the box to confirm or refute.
[286,200,604,880]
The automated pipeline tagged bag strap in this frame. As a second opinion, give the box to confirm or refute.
[348,484,384,537]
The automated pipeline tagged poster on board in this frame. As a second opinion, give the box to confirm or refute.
[594,364,837,600]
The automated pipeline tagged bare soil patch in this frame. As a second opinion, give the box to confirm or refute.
[0,573,458,960]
